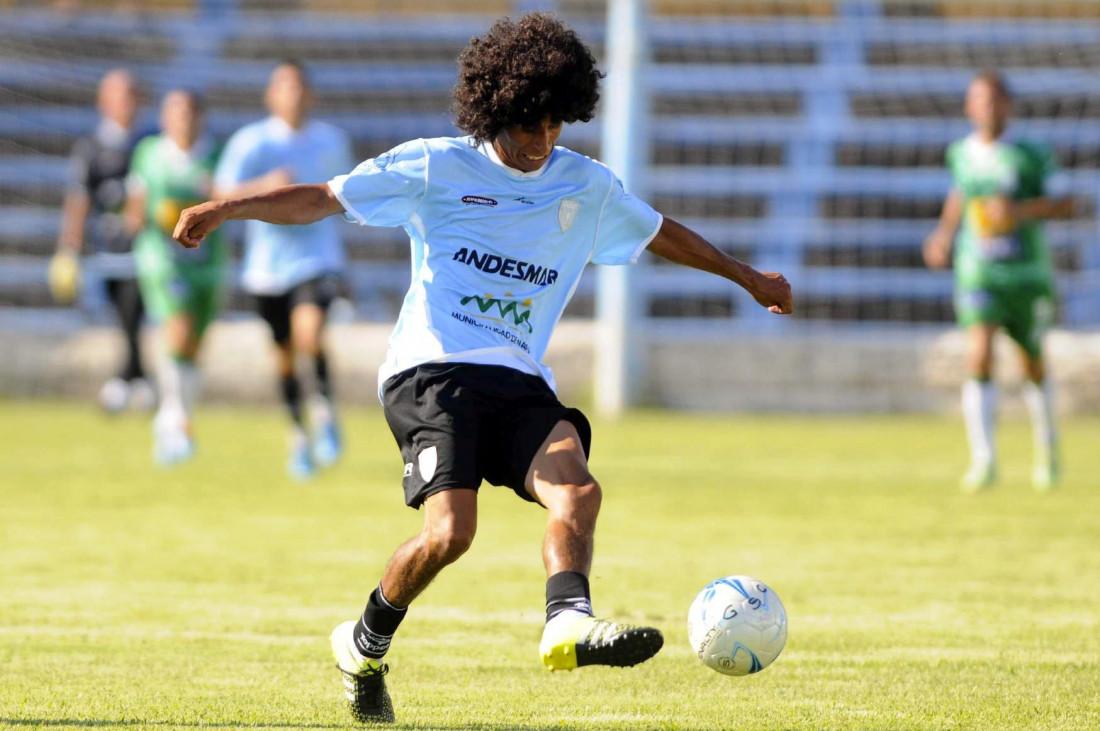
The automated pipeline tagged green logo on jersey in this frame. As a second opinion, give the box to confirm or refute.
[460,293,534,333]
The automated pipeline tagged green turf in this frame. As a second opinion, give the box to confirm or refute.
[1,401,1098,730]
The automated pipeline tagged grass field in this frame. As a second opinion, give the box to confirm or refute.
[2,400,1099,730]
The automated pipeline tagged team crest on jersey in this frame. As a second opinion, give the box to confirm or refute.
[418,446,438,482]
[558,199,580,232]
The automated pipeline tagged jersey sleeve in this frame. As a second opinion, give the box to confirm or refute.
[327,139,429,228]
[332,129,355,181]
[65,137,94,195]
[125,137,154,193]
[1019,142,1057,197]
[590,173,664,266]
[944,140,963,188]
[214,128,260,191]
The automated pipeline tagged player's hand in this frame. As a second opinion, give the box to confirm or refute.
[173,200,229,249]
[750,271,793,315]
[48,250,82,304]
[922,230,952,269]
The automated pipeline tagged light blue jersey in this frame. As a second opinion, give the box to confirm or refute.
[216,117,353,294]
[328,136,663,395]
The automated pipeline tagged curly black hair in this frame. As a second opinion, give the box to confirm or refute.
[452,13,603,142]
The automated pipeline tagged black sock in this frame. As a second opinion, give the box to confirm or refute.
[353,586,408,659]
[280,374,304,427]
[315,353,333,401]
[545,571,593,622]
[114,281,145,381]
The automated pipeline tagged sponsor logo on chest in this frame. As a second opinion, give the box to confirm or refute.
[452,247,559,286]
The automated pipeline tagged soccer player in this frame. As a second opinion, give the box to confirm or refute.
[174,14,792,724]
[923,70,1074,492]
[214,60,354,479]
[50,68,154,413]
[125,91,226,465]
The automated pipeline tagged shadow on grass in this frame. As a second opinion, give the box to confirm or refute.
[1,720,586,731]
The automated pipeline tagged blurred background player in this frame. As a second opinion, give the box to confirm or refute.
[50,68,154,413]
[213,60,354,480]
[923,70,1074,493]
[125,90,226,466]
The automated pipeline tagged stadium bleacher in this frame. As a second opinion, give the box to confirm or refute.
[1,0,1098,328]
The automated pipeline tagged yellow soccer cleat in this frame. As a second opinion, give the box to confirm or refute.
[48,251,82,304]
[330,621,395,724]
[539,614,663,671]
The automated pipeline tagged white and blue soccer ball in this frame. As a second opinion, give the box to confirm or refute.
[687,575,788,676]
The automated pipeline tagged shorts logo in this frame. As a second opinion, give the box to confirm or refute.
[462,195,498,207]
[417,446,438,482]
[403,462,413,478]
[558,199,579,232]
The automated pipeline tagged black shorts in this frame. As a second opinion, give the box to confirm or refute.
[381,363,592,509]
[254,273,343,344]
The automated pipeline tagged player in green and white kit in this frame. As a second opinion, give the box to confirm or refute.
[126,91,227,465]
[924,71,1074,492]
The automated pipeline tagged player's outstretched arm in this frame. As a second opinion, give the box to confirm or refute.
[923,190,963,269]
[1013,196,1075,222]
[646,216,793,315]
[173,183,344,249]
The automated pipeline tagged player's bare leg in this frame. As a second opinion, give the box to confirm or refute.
[380,489,478,605]
[153,313,200,466]
[1019,349,1059,490]
[291,301,342,468]
[961,323,999,492]
[530,420,663,670]
[527,420,600,577]
[330,490,476,724]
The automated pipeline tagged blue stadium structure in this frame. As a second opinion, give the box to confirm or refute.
[2,0,1098,332]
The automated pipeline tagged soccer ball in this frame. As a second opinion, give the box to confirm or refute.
[687,575,787,676]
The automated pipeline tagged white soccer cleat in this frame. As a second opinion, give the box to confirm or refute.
[97,377,131,414]
[153,424,195,467]
[960,462,996,494]
[128,378,158,412]
[1032,448,1059,492]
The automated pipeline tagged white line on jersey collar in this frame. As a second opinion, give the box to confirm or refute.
[478,140,552,179]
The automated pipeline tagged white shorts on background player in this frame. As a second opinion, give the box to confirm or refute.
[215,116,353,295]
[327,136,663,397]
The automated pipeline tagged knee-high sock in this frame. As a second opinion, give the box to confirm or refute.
[962,379,997,467]
[280,373,305,428]
[315,352,333,401]
[1022,379,1057,456]
[109,279,146,381]
[311,353,336,426]
[157,356,198,431]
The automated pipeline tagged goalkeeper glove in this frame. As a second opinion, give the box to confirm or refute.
[48,250,82,304]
